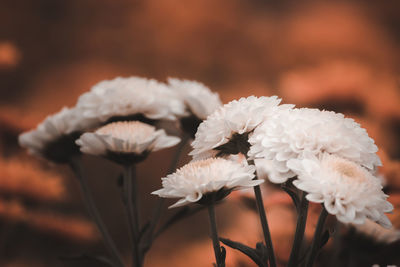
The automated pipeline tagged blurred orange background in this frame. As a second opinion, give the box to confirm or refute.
[1,1,400,266]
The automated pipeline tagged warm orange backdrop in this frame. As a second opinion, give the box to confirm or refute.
[1,1,399,266]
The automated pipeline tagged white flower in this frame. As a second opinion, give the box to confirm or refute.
[288,153,393,228]
[190,96,293,160]
[248,108,381,183]
[19,107,98,163]
[76,76,186,123]
[254,158,276,181]
[76,121,180,164]
[167,78,222,120]
[152,158,262,208]
[353,219,400,244]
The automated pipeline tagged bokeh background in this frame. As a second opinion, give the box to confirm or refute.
[1,0,400,266]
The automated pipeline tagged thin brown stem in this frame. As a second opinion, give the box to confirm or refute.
[247,158,276,267]
[142,134,190,254]
[124,164,141,267]
[306,207,328,267]
[207,204,224,267]
[288,191,309,267]
[253,184,277,267]
[69,157,124,267]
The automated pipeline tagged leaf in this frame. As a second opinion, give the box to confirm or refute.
[220,238,267,267]
[255,242,268,262]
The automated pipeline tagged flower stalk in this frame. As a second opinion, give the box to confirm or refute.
[248,158,276,267]
[141,134,190,255]
[69,157,124,267]
[123,164,142,267]
[253,184,277,267]
[207,203,225,267]
[288,191,309,267]
[306,207,328,267]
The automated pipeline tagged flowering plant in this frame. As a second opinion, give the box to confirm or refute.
[19,76,394,267]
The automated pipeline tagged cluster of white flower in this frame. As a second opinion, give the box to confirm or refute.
[190,96,293,160]
[19,75,394,229]
[19,76,221,164]
[248,108,381,183]
[246,107,390,227]
[183,96,390,228]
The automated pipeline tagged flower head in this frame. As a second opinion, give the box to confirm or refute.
[76,76,186,123]
[168,78,222,137]
[76,121,180,165]
[152,158,261,208]
[249,108,381,183]
[168,78,221,120]
[288,153,393,228]
[190,96,293,160]
[19,107,97,163]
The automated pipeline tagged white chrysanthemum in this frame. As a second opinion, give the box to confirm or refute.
[152,158,262,208]
[76,76,186,123]
[353,219,400,244]
[76,121,180,164]
[190,96,293,160]
[288,153,393,228]
[19,107,98,163]
[249,108,381,183]
[254,158,276,181]
[167,78,222,120]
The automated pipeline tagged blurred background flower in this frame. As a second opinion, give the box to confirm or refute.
[1,0,400,266]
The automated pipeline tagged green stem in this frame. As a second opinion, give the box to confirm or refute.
[69,157,124,267]
[306,207,328,267]
[123,164,142,267]
[288,191,309,267]
[253,184,277,267]
[207,204,224,267]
